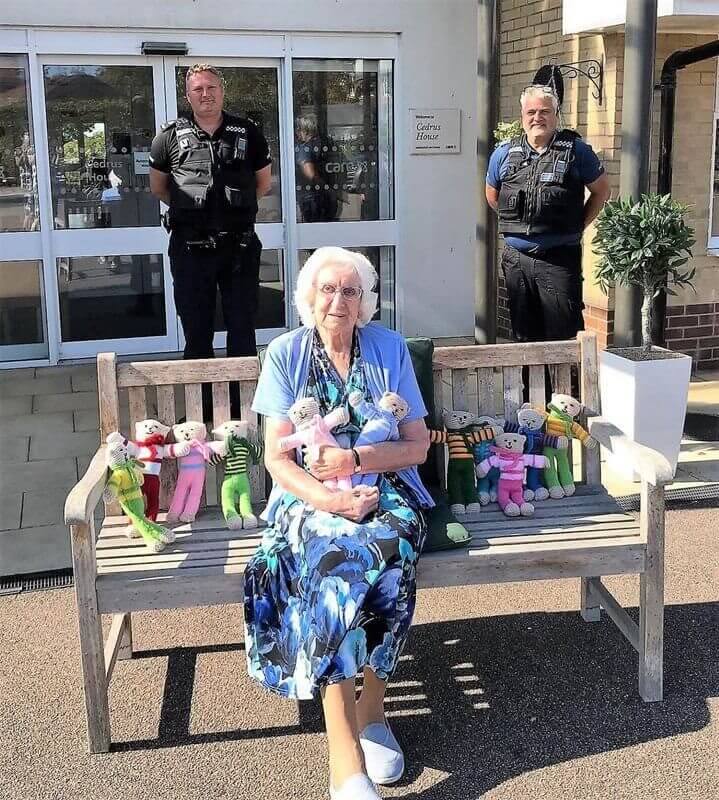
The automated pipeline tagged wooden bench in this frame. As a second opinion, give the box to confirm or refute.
[64,331,673,753]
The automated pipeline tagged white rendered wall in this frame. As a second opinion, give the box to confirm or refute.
[562,0,719,34]
[1,0,480,341]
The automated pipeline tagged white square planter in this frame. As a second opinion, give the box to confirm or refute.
[599,347,692,480]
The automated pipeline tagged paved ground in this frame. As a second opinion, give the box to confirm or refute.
[0,505,717,800]
[1,361,719,575]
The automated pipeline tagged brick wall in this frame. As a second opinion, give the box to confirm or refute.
[495,2,718,365]
[664,303,719,370]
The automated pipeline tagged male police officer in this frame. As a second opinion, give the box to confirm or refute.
[149,63,271,416]
[486,84,611,343]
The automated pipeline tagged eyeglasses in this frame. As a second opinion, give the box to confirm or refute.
[317,283,363,300]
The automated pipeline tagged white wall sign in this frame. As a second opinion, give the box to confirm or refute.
[409,108,461,154]
[133,150,151,175]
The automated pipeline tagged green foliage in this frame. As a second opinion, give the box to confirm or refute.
[592,193,696,348]
[493,120,523,144]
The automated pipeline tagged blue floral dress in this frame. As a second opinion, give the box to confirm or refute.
[243,330,427,699]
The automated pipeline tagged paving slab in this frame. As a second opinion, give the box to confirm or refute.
[0,396,33,418]
[29,430,99,462]
[0,523,71,574]
[0,458,79,494]
[35,363,95,377]
[70,371,98,392]
[0,436,29,464]
[21,489,68,529]
[1,375,72,397]
[3,412,75,436]
[73,407,129,434]
[0,367,34,381]
[33,391,98,414]
[0,494,22,532]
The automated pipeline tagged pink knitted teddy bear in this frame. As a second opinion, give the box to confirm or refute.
[475,431,548,518]
[278,397,352,490]
[166,420,226,524]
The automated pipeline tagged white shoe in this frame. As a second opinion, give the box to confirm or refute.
[329,773,381,800]
[360,721,405,785]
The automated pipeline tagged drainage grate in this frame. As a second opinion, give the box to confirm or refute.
[614,482,719,512]
[0,569,74,596]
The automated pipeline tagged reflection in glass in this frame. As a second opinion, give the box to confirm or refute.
[299,246,395,327]
[58,254,165,341]
[0,56,39,232]
[0,261,45,347]
[43,65,159,230]
[293,59,394,223]
[175,66,282,223]
[215,249,285,331]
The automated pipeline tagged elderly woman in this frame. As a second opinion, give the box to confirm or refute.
[244,247,433,799]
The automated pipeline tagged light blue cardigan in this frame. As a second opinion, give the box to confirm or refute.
[252,322,435,522]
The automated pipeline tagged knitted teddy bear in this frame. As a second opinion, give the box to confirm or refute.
[348,390,409,486]
[471,415,503,505]
[429,409,502,515]
[503,404,568,502]
[278,397,352,490]
[475,431,548,517]
[212,420,263,530]
[104,433,175,553]
[129,419,190,522]
[167,421,226,524]
[543,393,597,499]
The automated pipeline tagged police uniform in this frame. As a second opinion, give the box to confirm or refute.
[150,112,271,413]
[487,129,604,342]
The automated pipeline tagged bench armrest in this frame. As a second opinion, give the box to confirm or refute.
[64,445,108,525]
[587,418,673,487]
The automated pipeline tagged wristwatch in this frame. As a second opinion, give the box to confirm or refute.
[351,448,362,474]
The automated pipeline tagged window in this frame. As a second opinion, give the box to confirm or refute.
[292,59,394,223]
[0,56,39,232]
[710,62,719,249]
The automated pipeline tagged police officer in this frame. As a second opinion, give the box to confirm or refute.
[149,63,272,416]
[486,84,611,343]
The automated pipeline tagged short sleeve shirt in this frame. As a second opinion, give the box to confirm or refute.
[149,112,272,175]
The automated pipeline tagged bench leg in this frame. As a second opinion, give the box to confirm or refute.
[580,577,601,622]
[71,521,111,753]
[117,613,133,661]
[639,483,665,702]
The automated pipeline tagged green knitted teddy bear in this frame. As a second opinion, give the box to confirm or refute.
[543,393,597,499]
[104,433,175,553]
[212,420,264,530]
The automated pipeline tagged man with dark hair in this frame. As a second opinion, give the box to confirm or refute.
[150,63,272,416]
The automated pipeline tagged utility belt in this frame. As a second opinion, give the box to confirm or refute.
[165,218,256,252]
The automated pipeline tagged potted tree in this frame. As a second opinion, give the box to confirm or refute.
[592,193,696,478]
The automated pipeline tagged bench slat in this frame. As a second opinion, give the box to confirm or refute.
[528,365,545,409]
[476,367,496,417]
[502,366,523,424]
[117,357,260,388]
[156,385,177,510]
[431,340,579,369]
[451,368,468,412]
[127,386,147,433]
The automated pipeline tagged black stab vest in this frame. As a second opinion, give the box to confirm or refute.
[497,130,585,237]
[166,114,258,232]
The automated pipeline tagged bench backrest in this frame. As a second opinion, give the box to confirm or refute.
[96,331,601,513]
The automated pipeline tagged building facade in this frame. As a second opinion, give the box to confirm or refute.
[0,0,481,369]
[497,0,719,368]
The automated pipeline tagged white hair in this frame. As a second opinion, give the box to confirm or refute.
[294,246,379,329]
[520,84,560,114]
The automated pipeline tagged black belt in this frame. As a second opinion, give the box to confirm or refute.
[181,230,255,250]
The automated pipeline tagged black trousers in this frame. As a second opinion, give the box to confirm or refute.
[502,243,584,401]
[169,230,262,419]
[501,243,585,342]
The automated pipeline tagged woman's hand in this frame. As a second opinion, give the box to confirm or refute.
[306,444,354,482]
[328,485,380,522]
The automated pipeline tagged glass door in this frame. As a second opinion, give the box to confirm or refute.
[290,55,397,327]
[0,54,48,362]
[39,55,174,359]
[165,57,286,350]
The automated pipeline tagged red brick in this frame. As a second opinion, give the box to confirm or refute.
[686,303,714,314]
[663,328,684,341]
[666,315,698,328]
[698,313,717,326]
[665,305,684,316]
[683,325,714,338]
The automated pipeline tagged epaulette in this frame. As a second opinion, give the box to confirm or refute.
[161,120,177,132]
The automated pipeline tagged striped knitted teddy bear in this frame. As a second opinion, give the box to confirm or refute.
[543,393,597,499]
[429,409,503,515]
[212,420,263,530]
